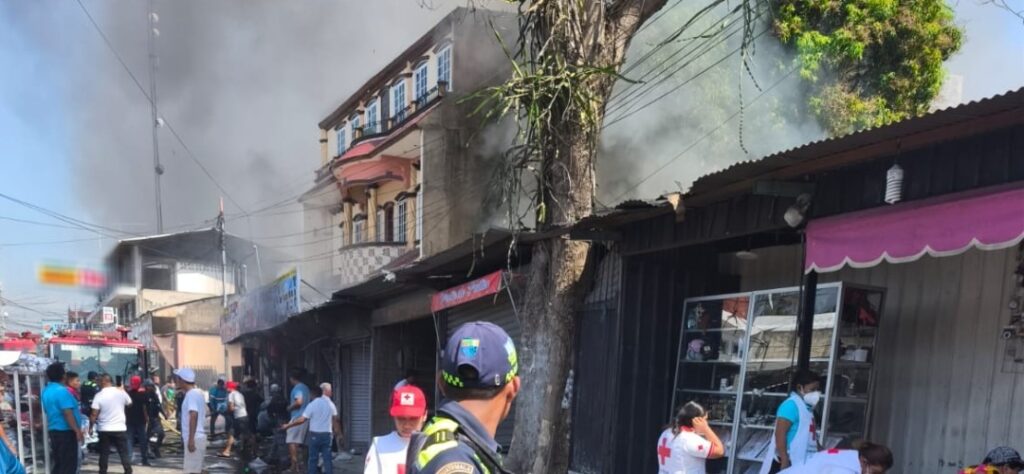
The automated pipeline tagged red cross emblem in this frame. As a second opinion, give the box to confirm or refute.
[698,444,705,451]
[658,438,672,465]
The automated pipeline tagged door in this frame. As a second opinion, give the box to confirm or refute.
[341,339,372,453]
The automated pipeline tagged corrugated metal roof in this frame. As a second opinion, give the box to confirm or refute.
[687,87,1024,199]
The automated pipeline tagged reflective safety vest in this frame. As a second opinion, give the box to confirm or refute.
[408,416,508,474]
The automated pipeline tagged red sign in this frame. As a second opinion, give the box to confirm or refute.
[431,271,504,312]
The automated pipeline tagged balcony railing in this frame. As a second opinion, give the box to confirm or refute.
[346,83,447,149]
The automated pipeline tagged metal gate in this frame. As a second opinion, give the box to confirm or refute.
[445,296,521,450]
[341,339,372,453]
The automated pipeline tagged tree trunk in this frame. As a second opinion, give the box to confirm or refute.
[503,2,668,472]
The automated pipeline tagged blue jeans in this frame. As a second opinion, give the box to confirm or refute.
[306,432,332,474]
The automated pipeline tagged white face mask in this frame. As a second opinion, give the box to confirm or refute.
[802,390,822,407]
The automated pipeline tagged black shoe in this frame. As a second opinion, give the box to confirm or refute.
[142,461,152,467]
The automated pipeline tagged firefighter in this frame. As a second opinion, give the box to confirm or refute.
[80,371,99,417]
[407,322,520,474]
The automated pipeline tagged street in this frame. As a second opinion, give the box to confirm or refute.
[76,428,364,474]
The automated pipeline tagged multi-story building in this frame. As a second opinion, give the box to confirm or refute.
[93,229,260,385]
[300,7,515,292]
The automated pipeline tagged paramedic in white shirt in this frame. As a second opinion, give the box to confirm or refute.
[365,385,428,474]
[656,401,725,474]
[778,441,893,474]
[281,384,340,474]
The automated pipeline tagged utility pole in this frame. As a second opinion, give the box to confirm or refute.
[217,199,229,377]
[148,0,164,233]
[0,283,6,334]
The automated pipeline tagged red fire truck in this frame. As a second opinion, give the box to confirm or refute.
[45,327,146,379]
[0,332,40,353]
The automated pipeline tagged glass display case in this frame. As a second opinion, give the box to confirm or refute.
[671,282,884,474]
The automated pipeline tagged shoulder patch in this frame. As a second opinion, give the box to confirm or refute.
[435,461,475,474]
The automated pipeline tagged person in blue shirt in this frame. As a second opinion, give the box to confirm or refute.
[408,322,521,474]
[284,368,310,473]
[208,377,228,439]
[760,369,823,474]
[41,362,83,474]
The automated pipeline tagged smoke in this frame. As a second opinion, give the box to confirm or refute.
[598,1,826,204]
[6,0,510,260]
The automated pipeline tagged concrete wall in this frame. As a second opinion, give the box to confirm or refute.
[174,333,241,387]
[730,244,1024,471]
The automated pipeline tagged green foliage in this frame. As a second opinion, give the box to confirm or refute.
[773,0,963,135]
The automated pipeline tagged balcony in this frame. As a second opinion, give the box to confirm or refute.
[335,242,409,289]
[348,83,446,149]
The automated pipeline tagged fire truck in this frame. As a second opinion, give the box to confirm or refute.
[45,327,147,379]
[0,332,40,353]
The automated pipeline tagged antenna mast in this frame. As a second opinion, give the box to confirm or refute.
[148,0,164,233]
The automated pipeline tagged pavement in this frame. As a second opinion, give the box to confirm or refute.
[76,429,364,474]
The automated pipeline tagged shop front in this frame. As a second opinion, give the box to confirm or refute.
[587,89,1024,473]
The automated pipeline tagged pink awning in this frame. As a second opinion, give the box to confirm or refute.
[806,186,1024,273]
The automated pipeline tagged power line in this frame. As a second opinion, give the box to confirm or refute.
[0,191,140,239]
[0,215,96,231]
[0,237,107,247]
[609,66,799,203]
[74,0,248,216]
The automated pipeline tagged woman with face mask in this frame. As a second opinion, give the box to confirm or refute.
[759,370,823,474]
[777,441,894,474]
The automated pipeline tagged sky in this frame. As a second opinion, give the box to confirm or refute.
[0,0,1022,330]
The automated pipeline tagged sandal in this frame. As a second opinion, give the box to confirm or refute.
[217,452,231,458]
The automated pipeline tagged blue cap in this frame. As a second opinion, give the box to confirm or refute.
[441,322,518,389]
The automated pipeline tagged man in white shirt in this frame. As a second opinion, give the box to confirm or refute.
[281,384,340,474]
[175,367,208,474]
[88,374,133,474]
[365,385,428,474]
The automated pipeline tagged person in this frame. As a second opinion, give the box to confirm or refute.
[142,381,166,459]
[394,370,416,391]
[759,370,823,474]
[407,321,520,474]
[89,374,133,474]
[281,384,340,474]
[125,376,150,467]
[149,374,164,406]
[174,367,208,474]
[778,441,893,474]
[365,385,428,474]
[286,368,311,473]
[959,446,1024,474]
[241,378,264,433]
[220,381,251,459]
[65,372,81,401]
[42,362,83,474]
[79,372,98,418]
[656,401,725,474]
[208,377,228,439]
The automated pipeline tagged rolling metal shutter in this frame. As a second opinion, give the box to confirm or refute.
[445,296,521,450]
[343,339,373,453]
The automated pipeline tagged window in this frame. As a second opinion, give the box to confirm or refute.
[376,209,386,242]
[437,46,452,90]
[353,220,365,244]
[394,200,408,242]
[366,99,379,134]
[416,191,423,241]
[350,115,360,141]
[391,81,407,123]
[414,62,428,104]
[336,127,346,155]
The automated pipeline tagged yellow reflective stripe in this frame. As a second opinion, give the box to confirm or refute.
[472,453,491,474]
[416,440,458,468]
[423,417,459,435]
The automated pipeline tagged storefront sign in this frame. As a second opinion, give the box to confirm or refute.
[221,268,300,343]
[102,307,116,325]
[431,271,503,312]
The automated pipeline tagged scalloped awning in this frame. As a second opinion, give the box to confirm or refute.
[336,156,409,188]
[806,186,1024,273]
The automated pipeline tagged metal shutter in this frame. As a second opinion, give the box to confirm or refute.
[445,297,521,450]
[343,339,372,453]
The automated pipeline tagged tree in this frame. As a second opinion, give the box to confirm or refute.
[774,0,962,135]
[477,1,673,472]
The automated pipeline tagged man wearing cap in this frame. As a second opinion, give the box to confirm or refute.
[280,384,340,474]
[174,368,208,474]
[366,385,428,474]
[960,447,1024,474]
[408,321,520,474]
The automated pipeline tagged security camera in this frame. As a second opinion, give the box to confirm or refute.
[1002,326,1016,340]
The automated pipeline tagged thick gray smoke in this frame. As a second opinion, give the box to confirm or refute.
[8,0,509,260]
[598,1,826,203]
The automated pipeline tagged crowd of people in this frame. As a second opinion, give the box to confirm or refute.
[657,368,1024,474]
